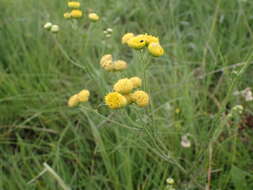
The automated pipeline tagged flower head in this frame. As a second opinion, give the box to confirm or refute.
[121,33,135,44]
[113,78,134,94]
[145,34,159,44]
[64,12,71,19]
[88,13,99,21]
[127,34,146,49]
[105,92,127,109]
[100,54,112,65]
[113,60,128,71]
[166,178,175,185]
[181,135,191,148]
[51,25,59,33]
[68,1,80,8]
[44,22,52,30]
[130,77,142,88]
[100,54,114,71]
[132,90,149,107]
[148,42,164,56]
[77,89,90,102]
[70,10,83,18]
[124,93,134,104]
[68,94,79,107]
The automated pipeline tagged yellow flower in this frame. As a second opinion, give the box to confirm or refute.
[124,93,134,104]
[127,34,146,49]
[132,90,149,107]
[68,1,80,8]
[144,34,159,44]
[105,92,127,109]
[113,78,134,94]
[103,60,115,71]
[64,12,71,19]
[121,33,135,44]
[77,89,90,102]
[175,108,180,114]
[148,42,164,56]
[100,54,112,66]
[70,10,83,18]
[88,13,99,21]
[113,60,128,71]
[68,94,79,107]
[130,77,142,88]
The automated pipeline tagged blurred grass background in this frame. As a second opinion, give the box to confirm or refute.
[1,0,253,189]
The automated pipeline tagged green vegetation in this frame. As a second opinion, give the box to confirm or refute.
[1,0,253,189]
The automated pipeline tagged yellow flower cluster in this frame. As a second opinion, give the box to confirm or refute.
[99,54,128,72]
[68,89,90,107]
[121,33,165,57]
[63,2,100,21]
[64,1,83,19]
[105,77,149,109]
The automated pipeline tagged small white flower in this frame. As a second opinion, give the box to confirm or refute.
[166,177,175,185]
[43,22,52,30]
[51,25,59,33]
[105,34,111,38]
[181,135,191,148]
[106,28,113,33]
[241,88,253,102]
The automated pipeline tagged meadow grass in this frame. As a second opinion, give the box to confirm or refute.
[1,0,253,189]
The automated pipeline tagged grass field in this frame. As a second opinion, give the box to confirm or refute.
[1,0,253,189]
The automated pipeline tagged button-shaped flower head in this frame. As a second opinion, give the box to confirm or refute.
[68,1,80,8]
[131,90,149,107]
[77,89,90,102]
[127,34,146,49]
[51,25,60,33]
[148,42,164,57]
[113,60,128,71]
[105,92,127,109]
[68,94,79,107]
[64,12,71,19]
[121,33,135,44]
[70,10,83,18]
[88,13,100,21]
[113,78,134,94]
[130,77,142,88]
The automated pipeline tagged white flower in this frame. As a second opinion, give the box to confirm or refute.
[51,25,59,33]
[181,135,191,148]
[241,88,253,102]
[43,22,52,30]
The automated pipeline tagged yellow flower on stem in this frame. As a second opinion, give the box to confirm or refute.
[68,1,80,8]
[130,77,142,88]
[148,42,164,56]
[70,10,83,18]
[64,12,71,19]
[113,60,128,71]
[105,92,127,109]
[121,33,135,44]
[127,34,146,49]
[132,90,149,107]
[144,34,159,45]
[113,78,134,94]
[68,94,79,107]
[77,89,90,102]
[88,13,99,21]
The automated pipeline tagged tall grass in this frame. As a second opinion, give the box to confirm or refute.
[1,0,253,189]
